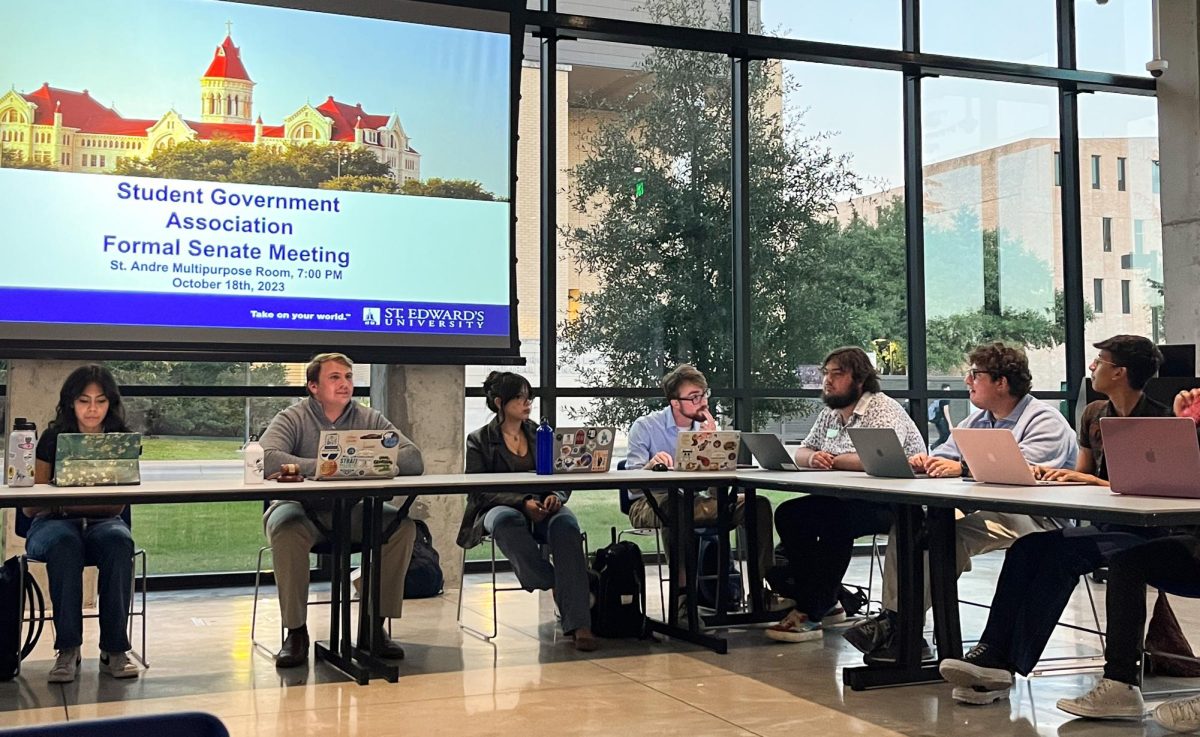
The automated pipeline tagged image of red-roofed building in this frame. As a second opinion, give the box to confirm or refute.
[0,32,420,181]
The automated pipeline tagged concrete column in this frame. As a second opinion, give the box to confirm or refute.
[1159,1,1200,360]
[4,360,93,601]
[371,364,466,590]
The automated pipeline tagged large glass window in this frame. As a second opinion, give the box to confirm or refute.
[749,61,905,397]
[533,0,736,31]
[1076,1,1154,77]
[1079,93,1162,347]
[760,0,899,49]
[556,37,733,427]
[922,0,1055,66]
[922,79,1064,392]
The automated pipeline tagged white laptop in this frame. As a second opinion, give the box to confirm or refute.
[952,428,1085,486]
[315,429,403,480]
[1102,417,1200,498]
[848,427,924,479]
[674,431,741,472]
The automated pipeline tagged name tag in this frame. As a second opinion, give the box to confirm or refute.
[826,427,840,439]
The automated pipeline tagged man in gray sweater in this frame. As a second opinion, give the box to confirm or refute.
[261,352,424,668]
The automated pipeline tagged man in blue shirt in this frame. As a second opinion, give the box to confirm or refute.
[625,364,777,608]
[844,342,1077,662]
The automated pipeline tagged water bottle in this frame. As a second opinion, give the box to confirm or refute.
[6,418,37,487]
[535,418,554,475]
[243,435,264,484]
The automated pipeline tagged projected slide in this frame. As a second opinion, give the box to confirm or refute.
[0,0,512,352]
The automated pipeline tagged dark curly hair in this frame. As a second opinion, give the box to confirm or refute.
[50,365,130,433]
[823,347,881,394]
[1094,335,1163,390]
[482,371,533,418]
[968,343,1032,398]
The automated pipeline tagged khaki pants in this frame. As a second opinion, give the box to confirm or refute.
[881,509,1058,613]
[264,500,416,630]
[628,491,774,582]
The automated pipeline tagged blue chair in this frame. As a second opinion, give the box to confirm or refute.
[0,711,228,736]
[14,507,148,667]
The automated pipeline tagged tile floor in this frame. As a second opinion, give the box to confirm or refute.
[2,553,1198,736]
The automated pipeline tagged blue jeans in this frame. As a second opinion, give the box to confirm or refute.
[482,505,591,634]
[25,516,134,653]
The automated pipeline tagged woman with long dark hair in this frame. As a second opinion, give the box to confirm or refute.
[22,365,139,682]
[457,371,597,650]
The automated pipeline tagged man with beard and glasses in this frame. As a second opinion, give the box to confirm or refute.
[844,342,1076,663]
[765,347,926,643]
[625,364,781,611]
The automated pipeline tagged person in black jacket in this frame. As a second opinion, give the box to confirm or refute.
[457,371,597,651]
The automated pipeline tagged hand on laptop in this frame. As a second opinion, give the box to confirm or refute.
[908,453,931,471]
[1032,467,1105,486]
[924,457,963,478]
[643,452,674,470]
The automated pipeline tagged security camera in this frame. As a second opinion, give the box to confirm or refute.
[1096,0,1108,5]
[1146,59,1168,77]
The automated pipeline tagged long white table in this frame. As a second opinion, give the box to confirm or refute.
[8,469,1200,688]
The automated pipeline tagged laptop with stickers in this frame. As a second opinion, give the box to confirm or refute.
[550,427,616,473]
[674,431,741,472]
[314,429,403,480]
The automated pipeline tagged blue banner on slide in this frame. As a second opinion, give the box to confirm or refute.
[0,287,508,336]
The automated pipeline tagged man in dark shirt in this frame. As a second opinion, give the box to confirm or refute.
[937,335,1170,706]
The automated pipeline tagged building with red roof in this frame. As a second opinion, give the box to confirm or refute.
[0,32,419,181]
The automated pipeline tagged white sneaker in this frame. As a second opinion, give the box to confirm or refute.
[951,686,1009,706]
[765,610,823,643]
[821,606,847,626]
[48,647,80,683]
[99,650,140,679]
[1154,695,1200,733]
[765,592,796,612]
[1056,678,1144,720]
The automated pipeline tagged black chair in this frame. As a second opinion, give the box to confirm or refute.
[14,507,148,666]
[251,500,361,650]
[0,711,229,737]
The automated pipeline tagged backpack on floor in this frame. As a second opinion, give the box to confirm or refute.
[696,531,743,610]
[403,518,444,599]
[0,555,44,681]
[590,529,646,638]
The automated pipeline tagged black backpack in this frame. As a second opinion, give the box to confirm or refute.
[1,556,44,681]
[590,529,646,638]
[696,531,743,610]
[403,518,444,599]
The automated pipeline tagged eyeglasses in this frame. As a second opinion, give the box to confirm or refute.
[676,390,710,405]
[965,369,994,381]
[513,394,533,404]
[1091,355,1119,369]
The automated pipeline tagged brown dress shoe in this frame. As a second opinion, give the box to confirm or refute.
[357,629,406,660]
[572,628,599,652]
[275,628,310,668]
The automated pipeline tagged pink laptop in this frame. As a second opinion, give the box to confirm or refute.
[1102,417,1200,498]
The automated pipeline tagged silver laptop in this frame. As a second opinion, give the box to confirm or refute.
[848,427,923,479]
[550,427,616,473]
[742,433,815,472]
[675,431,741,472]
[315,429,403,480]
[952,428,1085,486]
[1103,417,1200,498]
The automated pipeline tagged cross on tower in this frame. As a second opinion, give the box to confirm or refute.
[226,20,233,37]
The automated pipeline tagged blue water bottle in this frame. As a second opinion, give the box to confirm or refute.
[536,418,554,475]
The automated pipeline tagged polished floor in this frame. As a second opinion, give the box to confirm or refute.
[3,553,1198,736]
